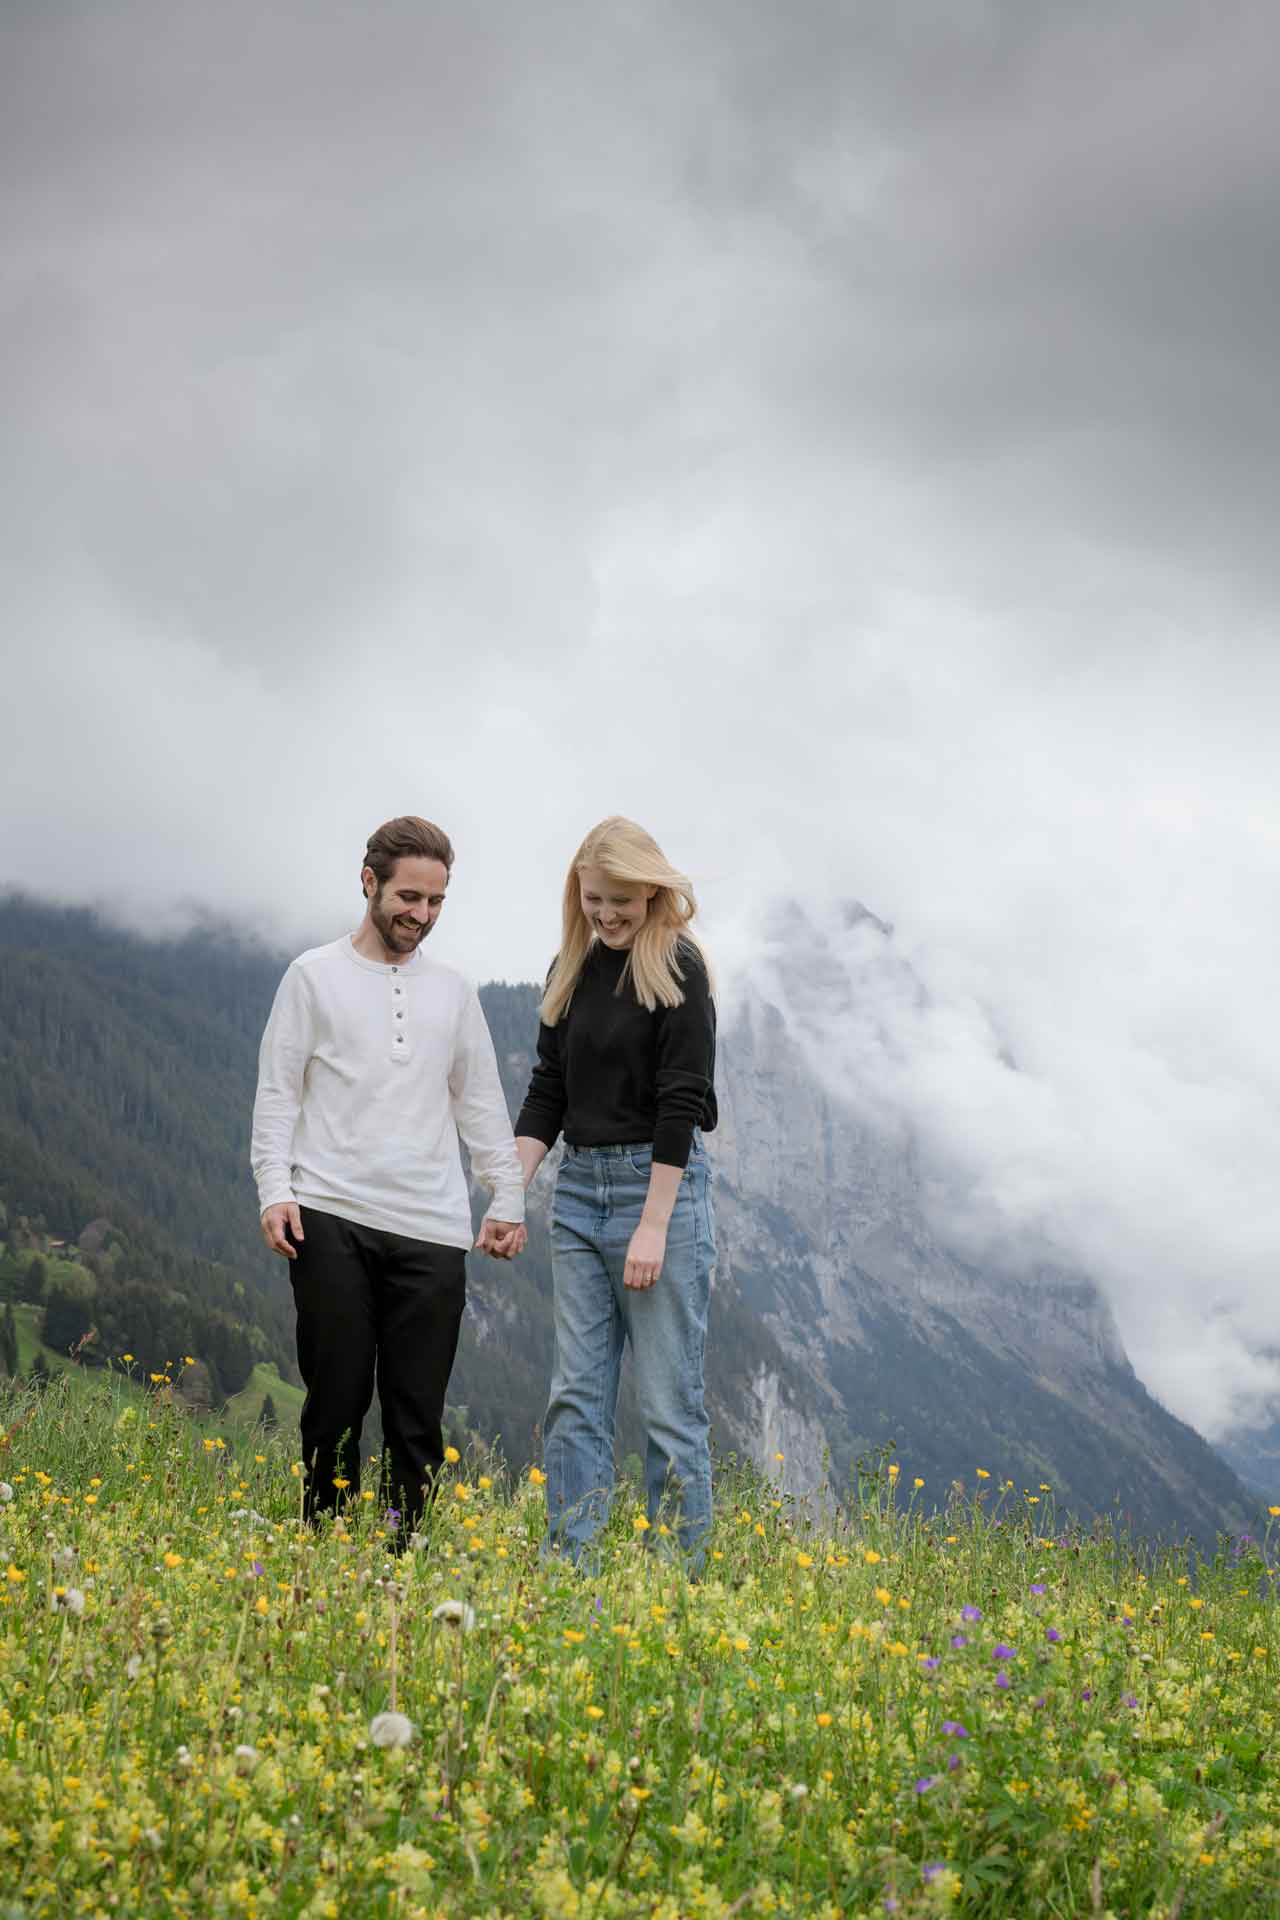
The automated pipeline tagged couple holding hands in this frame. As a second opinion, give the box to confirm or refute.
[250,814,717,1570]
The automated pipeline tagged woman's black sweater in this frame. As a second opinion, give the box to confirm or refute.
[514,938,717,1169]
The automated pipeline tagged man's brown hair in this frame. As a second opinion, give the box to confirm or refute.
[361,816,455,895]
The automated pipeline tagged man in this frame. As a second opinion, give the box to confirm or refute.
[251,814,526,1539]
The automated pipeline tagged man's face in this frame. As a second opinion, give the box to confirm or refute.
[364,856,449,956]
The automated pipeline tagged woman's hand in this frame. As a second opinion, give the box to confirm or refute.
[625,1163,683,1289]
[624,1220,667,1290]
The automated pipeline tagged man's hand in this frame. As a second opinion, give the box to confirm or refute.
[261,1202,304,1260]
[624,1220,667,1290]
[475,1219,527,1260]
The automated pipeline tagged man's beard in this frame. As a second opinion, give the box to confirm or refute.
[370,895,427,953]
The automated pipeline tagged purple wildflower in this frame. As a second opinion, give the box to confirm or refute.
[1081,1687,1094,1702]
[1029,1583,1046,1595]
[942,1720,969,1737]
[922,1863,946,1885]
[950,1634,968,1650]
[1045,1627,1061,1643]
[1032,1694,1046,1708]
[992,1643,1017,1661]
[884,1899,900,1914]
[994,1671,1011,1690]
[385,1508,401,1525]
[251,1560,264,1577]
[1124,1692,1139,1708]
[947,1752,962,1771]
[961,1605,983,1622]
[921,1656,941,1670]
[1122,1615,1134,1628]
[915,1776,936,1794]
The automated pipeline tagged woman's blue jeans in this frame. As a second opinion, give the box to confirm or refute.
[543,1136,716,1572]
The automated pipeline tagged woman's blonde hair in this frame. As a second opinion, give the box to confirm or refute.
[540,816,711,1024]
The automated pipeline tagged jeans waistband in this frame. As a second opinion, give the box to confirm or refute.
[563,1141,648,1159]
[563,1129,704,1161]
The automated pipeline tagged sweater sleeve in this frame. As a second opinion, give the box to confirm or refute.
[250,962,315,1214]
[652,945,716,1168]
[449,987,526,1224]
[514,1010,567,1149]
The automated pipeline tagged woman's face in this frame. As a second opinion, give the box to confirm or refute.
[578,866,656,950]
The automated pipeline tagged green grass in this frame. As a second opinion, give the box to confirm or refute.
[0,1376,1278,1918]
[7,1316,300,1439]
[226,1361,305,1433]
[12,1302,69,1376]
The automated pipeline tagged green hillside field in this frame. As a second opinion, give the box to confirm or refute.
[1,1370,1278,1918]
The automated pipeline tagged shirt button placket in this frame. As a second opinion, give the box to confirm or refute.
[391,970,409,1062]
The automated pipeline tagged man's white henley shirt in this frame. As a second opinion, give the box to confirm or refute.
[250,935,524,1249]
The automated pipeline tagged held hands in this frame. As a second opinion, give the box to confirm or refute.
[624,1219,667,1290]
[475,1218,527,1260]
[261,1202,304,1260]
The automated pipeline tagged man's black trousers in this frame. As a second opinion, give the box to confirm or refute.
[290,1207,466,1534]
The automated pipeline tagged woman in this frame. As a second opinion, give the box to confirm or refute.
[514,817,718,1571]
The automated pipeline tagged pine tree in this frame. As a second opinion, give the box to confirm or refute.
[259,1392,279,1431]
[0,1301,17,1376]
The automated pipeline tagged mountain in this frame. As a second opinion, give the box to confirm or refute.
[1214,1418,1280,1503]
[701,905,1253,1541]
[0,892,1259,1541]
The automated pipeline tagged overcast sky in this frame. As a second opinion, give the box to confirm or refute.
[4,0,1280,1443]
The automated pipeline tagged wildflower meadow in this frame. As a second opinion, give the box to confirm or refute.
[1,1368,1278,1919]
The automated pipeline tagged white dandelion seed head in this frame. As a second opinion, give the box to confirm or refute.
[174,1744,194,1771]
[0,1483,14,1504]
[51,1586,86,1615]
[234,1744,261,1773]
[431,1599,475,1632]
[125,1653,144,1681]
[789,1782,810,1801]
[52,1545,77,1574]
[369,1711,415,1749]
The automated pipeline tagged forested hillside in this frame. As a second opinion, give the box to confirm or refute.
[0,897,297,1396]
